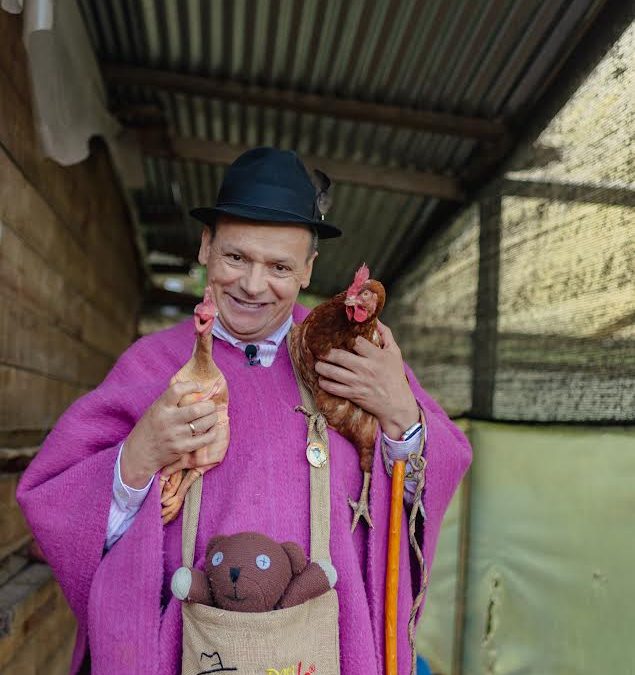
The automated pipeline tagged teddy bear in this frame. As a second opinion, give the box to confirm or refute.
[171,531,337,612]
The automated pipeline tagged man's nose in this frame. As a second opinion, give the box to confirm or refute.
[239,265,267,296]
[229,567,241,583]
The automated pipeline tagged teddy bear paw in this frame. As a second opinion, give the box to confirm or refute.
[316,560,338,587]
[171,566,193,600]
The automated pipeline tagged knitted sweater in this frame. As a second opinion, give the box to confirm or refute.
[17,305,471,674]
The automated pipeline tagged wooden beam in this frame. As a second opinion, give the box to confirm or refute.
[502,178,635,207]
[103,63,506,141]
[140,136,465,201]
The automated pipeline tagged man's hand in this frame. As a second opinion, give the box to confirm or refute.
[121,381,220,488]
[315,321,420,439]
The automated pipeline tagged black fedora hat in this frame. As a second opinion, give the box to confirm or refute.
[190,147,342,239]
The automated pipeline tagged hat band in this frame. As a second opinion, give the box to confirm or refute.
[218,182,316,222]
[216,202,319,224]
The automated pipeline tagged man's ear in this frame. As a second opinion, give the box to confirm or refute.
[281,541,307,576]
[301,251,318,290]
[198,226,212,266]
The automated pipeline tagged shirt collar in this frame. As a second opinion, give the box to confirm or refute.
[211,314,293,349]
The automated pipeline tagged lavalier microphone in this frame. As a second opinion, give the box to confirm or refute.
[245,344,260,366]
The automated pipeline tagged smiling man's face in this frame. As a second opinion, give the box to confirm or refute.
[198,216,317,342]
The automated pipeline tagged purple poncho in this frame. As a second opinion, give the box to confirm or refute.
[17,305,471,674]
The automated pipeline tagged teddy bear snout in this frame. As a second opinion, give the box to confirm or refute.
[229,567,241,583]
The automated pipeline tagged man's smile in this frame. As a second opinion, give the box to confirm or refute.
[226,294,271,311]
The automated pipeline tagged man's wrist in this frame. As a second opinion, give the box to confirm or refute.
[120,441,155,489]
[380,399,421,441]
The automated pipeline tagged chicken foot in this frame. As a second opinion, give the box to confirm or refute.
[160,467,205,524]
[348,471,373,531]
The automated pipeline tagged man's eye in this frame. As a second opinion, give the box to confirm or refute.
[227,254,242,262]
[275,264,289,273]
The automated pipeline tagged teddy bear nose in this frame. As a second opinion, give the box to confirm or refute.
[229,567,241,583]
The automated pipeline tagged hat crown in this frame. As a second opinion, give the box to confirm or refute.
[217,147,315,217]
[190,146,342,239]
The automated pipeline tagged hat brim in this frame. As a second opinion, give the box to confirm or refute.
[190,205,342,239]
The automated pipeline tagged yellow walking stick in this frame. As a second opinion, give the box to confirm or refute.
[385,458,406,675]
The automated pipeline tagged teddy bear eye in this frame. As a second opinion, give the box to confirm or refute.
[211,552,224,566]
[256,554,271,570]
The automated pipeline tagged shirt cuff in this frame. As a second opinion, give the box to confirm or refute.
[113,442,154,511]
[382,422,427,461]
[382,421,427,506]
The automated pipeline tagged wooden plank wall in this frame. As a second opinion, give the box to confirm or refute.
[0,10,143,673]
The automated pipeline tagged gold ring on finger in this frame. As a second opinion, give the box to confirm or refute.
[188,422,196,436]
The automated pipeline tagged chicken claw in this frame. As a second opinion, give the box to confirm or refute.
[348,472,373,531]
[160,471,184,504]
[161,468,204,524]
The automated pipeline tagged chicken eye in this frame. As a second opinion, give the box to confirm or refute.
[211,552,224,566]
[256,554,271,570]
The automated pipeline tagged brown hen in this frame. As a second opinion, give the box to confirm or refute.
[290,264,385,530]
[160,286,230,523]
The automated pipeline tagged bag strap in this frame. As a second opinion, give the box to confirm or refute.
[182,472,203,568]
[181,329,332,567]
[288,342,332,565]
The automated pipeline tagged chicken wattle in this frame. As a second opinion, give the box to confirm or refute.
[160,286,230,524]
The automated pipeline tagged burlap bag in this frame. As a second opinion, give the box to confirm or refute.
[180,365,341,675]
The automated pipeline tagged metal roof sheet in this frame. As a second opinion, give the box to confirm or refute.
[78,0,610,297]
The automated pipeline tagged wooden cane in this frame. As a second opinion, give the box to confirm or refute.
[385,458,406,675]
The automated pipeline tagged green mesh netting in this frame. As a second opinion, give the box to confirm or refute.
[388,23,635,423]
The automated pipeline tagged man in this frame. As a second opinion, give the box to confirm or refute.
[18,147,471,674]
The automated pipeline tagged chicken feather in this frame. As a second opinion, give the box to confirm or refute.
[290,265,385,530]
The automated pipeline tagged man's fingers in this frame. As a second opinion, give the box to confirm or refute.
[181,426,221,455]
[351,336,378,357]
[315,361,356,385]
[377,321,396,349]
[321,348,363,369]
[163,380,204,407]
[174,399,216,424]
[187,412,219,436]
[318,378,353,399]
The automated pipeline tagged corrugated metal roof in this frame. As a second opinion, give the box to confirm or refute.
[78,0,609,297]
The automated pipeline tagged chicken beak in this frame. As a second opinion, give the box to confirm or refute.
[344,296,357,306]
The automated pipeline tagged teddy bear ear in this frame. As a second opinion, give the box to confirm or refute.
[281,541,308,576]
[206,535,228,559]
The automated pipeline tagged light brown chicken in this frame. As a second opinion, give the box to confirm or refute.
[289,264,386,531]
[160,286,230,523]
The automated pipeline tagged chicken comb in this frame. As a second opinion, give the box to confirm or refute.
[348,263,370,296]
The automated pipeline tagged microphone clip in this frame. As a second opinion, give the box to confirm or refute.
[245,344,260,366]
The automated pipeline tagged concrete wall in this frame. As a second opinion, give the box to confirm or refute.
[0,10,143,673]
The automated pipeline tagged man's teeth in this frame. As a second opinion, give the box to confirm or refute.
[234,298,264,308]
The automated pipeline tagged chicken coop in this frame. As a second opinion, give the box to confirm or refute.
[0,1,633,674]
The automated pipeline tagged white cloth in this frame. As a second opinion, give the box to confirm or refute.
[106,320,425,548]
[1,0,144,186]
